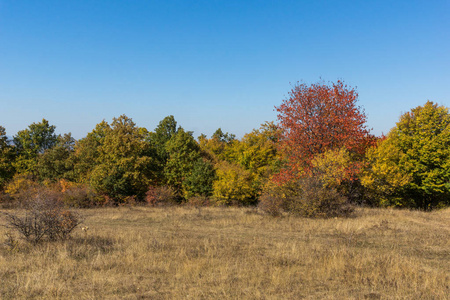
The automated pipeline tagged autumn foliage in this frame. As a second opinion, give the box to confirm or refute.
[361,101,450,209]
[275,80,374,180]
[1,80,449,212]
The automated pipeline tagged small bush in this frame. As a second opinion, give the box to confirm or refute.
[1,190,82,244]
[61,184,105,208]
[0,192,14,208]
[258,178,297,216]
[258,192,284,216]
[146,185,177,207]
[286,177,353,218]
[185,196,210,208]
[260,176,354,218]
[2,174,41,208]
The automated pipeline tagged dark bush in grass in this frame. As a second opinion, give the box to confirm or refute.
[286,177,354,218]
[1,189,82,244]
[258,192,284,216]
[259,176,354,218]
[146,185,177,207]
[61,184,105,208]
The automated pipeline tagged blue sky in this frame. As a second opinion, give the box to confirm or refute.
[0,0,449,139]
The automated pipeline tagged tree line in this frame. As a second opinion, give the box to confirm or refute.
[1,80,449,214]
[0,114,279,207]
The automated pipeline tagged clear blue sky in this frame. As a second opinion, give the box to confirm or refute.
[1,0,449,139]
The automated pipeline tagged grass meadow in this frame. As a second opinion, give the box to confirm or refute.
[0,206,449,299]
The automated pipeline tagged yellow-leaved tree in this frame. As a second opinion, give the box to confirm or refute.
[212,161,256,206]
[361,101,450,209]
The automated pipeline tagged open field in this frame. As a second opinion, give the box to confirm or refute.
[1,206,449,299]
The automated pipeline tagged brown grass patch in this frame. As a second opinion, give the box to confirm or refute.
[1,206,449,299]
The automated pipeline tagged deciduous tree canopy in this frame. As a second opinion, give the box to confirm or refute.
[362,101,450,209]
[275,80,373,180]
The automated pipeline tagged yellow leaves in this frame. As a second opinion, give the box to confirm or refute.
[58,179,77,193]
[200,123,281,205]
[212,162,256,205]
[361,139,411,193]
[4,174,39,195]
[311,148,350,188]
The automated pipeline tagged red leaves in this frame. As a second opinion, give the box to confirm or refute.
[275,80,373,180]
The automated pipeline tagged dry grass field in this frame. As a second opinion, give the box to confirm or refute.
[0,206,449,299]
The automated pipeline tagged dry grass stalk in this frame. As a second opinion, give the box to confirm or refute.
[0,206,449,299]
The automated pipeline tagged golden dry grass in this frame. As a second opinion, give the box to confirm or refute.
[1,206,449,299]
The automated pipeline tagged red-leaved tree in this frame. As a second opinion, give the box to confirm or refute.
[275,80,374,181]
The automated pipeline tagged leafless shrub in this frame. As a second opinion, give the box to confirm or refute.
[1,190,82,244]
[258,192,284,217]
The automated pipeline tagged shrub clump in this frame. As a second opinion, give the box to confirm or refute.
[258,180,287,216]
[258,192,284,216]
[1,174,41,208]
[184,195,210,208]
[61,183,105,208]
[146,185,177,207]
[285,177,353,218]
[259,177,353,218]
[1,189,82,244]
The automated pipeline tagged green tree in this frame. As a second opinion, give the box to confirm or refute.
[183,158,215,198]
[0,126,15,188]
[164,128,204,197]
[152,115,178,146]
[212,128,235,143]
[13,119,59,175]
[75,115,157,202]
[72,120,109,182]
[36,133,76,182]
[148,115,179,184]
[362,101,450,209]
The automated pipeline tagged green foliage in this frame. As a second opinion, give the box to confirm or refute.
[13,119,59,175]
[164,128,205,197]
[72,120,109,181]
[149,115,179,182]
[0,126,15,188]
[36,134,76,182]
[183,158,215,198]
[75,115,157,203]
[13,119,58,154]
[212,128,236,143]
[152,115,179,146]
[362,101,450,209]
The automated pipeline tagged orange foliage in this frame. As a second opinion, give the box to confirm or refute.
[275,80,375,181]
